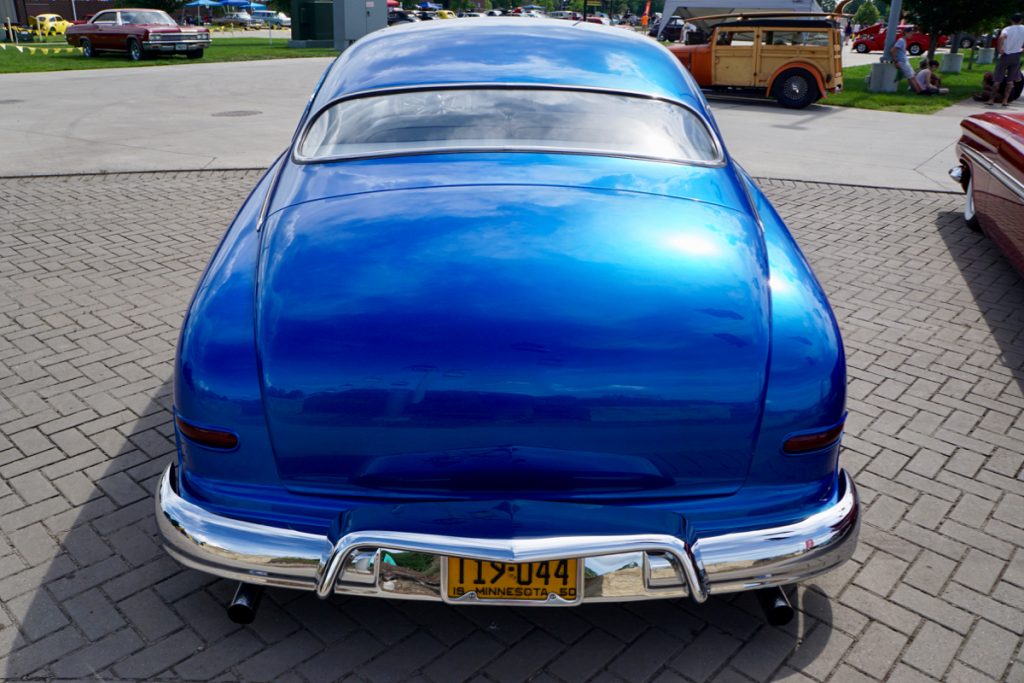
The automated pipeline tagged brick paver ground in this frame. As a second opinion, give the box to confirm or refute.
[0,172,1022,682]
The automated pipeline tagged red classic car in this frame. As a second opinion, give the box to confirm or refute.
[851,23,955,56]
[951,112,1024,276]
[65,8,210,61]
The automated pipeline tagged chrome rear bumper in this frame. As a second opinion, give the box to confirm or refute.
[156,464,858,604]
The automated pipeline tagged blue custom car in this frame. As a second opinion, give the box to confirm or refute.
[157,18,858,623]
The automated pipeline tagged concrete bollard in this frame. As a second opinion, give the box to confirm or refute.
[867,62,898,93]
[976,47,994,65]
[940,53,964,74]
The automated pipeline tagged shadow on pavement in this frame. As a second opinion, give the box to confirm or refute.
[933,209,1024,393]
[1,377,838,681]
[0,171,840,682]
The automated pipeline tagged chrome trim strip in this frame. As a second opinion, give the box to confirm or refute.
[961,145,1024,203]
[156,465,858,604]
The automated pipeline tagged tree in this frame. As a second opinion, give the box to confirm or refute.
[852,1,879,27]
[115,0,185,14]
[904,0,1008,59]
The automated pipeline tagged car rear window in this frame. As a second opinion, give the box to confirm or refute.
[296,88,722,165]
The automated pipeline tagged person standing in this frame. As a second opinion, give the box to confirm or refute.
[890,27,923,93]
[990,13,1024,106]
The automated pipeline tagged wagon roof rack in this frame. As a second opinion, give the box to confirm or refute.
[686,11,848,22]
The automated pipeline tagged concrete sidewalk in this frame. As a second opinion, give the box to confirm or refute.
[0,57,1010,190]
[711,97,980,192]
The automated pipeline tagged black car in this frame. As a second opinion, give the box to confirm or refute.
[387,9,418,24]
[650,16,684,41]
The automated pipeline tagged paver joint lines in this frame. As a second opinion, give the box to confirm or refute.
[0,172,1022,682]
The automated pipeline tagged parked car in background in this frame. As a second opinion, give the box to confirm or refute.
[950,112,1024,276]
[650,15,686,41]
[29,14,74,35]
[157,18,858,626]
[388,9,419,24]
[251,10,290,27]
[670,14,843,108]
[435,9,457,19]
[212,11,253,26]
[851,22,957,55]
[66,8,211,60]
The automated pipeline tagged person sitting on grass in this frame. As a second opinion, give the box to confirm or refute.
[914,60,949,95]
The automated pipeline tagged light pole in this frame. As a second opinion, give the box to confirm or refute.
[867,0,902,92]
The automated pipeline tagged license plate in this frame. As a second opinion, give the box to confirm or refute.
[446,558,579,602]
[176,44,187,50]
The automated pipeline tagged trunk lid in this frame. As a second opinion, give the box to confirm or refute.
[257,183,770,500]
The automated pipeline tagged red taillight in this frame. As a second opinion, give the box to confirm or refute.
[176,417,238,450]
[783,422,844,454]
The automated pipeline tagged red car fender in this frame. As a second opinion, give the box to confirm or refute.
[764,61,827,99]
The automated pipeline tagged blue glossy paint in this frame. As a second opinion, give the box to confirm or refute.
[257,182,769,499]
[174,20,846,541]
[310,19,707,113]
[333,499,693,545]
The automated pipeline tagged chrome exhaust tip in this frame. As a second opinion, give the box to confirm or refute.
[227,582,264,624]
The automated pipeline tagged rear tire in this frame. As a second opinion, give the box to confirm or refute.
[908,43,922,56]
[80,37,93,58]
[127,37,142,61]
[1010,79,1024,103]
[187,48,204,59]
[774,69,818,109]
[959,36,974,49]
[854,42,868,53]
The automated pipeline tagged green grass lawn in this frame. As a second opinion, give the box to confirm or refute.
[0,37,337,74]
[825,63,987,114]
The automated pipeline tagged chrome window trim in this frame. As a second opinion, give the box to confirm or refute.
[291,82,727,168]
[961,145,1024,204]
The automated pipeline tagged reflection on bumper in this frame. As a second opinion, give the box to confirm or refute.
[156,464,859,604]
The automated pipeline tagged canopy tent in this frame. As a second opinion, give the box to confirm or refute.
[417,2,442,9]
[184,0,221,22]
[654,0,823,37]
[521,4,544,8]
[220,0,267,7]
[387,0,399,6]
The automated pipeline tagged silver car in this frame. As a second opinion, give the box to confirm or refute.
[251,10,291,27]
[212,11,253,26]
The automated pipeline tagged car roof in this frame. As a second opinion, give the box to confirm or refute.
[716,18,836,28]
[310,19,705,113]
